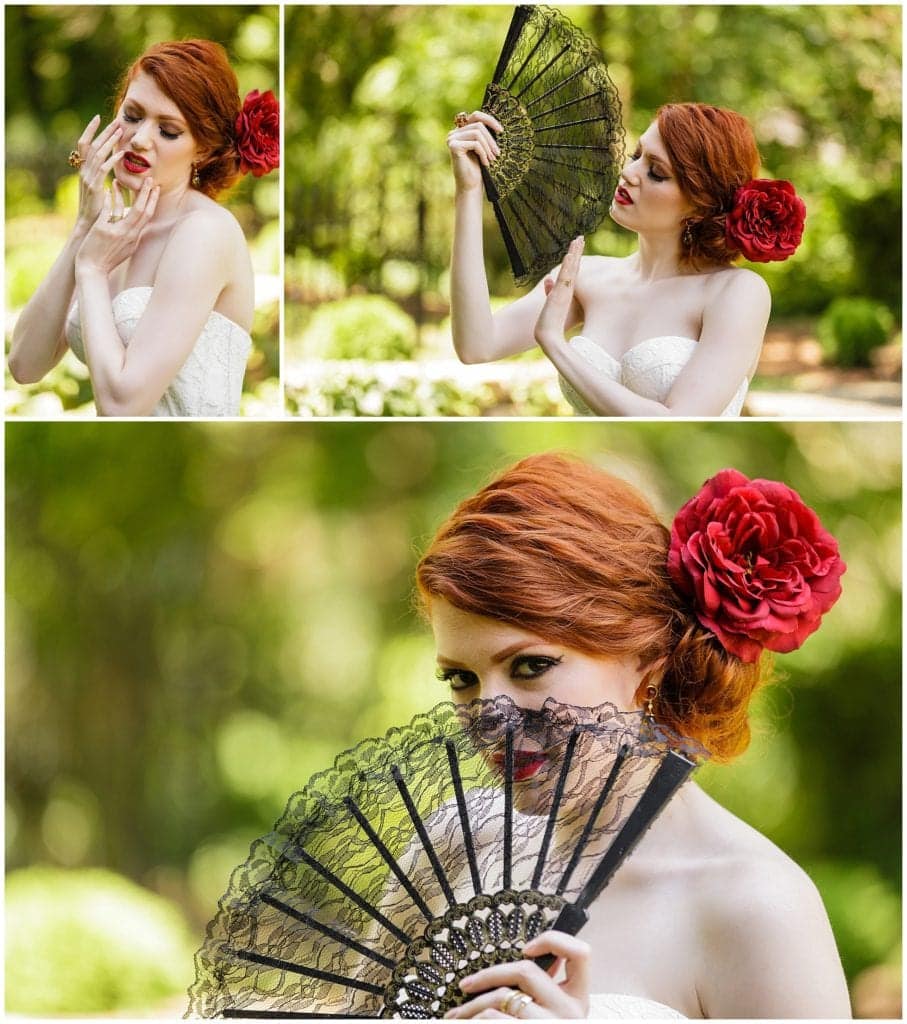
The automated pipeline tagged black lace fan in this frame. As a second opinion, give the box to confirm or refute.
[480,5,625,285]
[187,698,705,1019]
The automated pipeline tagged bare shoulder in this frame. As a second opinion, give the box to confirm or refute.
[681,785,850,1017]
[173,201,246,249]
[685,785,822,916]
[706,265,771,309]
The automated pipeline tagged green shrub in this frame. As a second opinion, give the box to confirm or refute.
[6,865,195,1013]
[818,298,895,367]
[302,295,419,360]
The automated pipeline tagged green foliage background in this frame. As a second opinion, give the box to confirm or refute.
[4,5,280,417]
[5,420,901,1014]
[285,5,901,411]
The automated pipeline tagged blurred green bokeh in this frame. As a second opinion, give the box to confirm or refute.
[285,6,901,413]
[5,5,280,417]
[5,420,901,1015]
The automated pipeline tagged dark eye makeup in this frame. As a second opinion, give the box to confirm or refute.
[122,106,183,141]
[436,654,563,692]
[630,146,669,182]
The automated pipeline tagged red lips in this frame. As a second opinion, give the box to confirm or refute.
[491,749,548,782]
[614,186,634,206]
[122,152,151,174]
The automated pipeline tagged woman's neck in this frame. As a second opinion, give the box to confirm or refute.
[633,230,689,282]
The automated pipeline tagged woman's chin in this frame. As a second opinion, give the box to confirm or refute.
[608,203,634,231]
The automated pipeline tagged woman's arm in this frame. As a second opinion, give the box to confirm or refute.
[8,117,124,383]
[536,239,770,416]
[75,187,237,416]
[698,860,852,1018]
[448,112,581,364]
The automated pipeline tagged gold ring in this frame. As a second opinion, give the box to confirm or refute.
[560,278,573,286]
[454,111,469,128]
[107,214,123,223]
[68,150,84,169]
[502,992,533,1017]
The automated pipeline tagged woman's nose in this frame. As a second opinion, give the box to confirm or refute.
[129,122,151,149]
[622,157,641,183]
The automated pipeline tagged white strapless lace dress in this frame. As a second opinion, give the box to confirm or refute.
[66,286,252,417]
[588,993,687,1018]
[559,335,748,417]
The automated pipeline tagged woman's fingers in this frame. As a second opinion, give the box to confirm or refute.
[461,109,504,135]
[76,114,102,155]
[522,931,591,1000]
[448,123,500,165]
[457,960,580,1018]
[555,236,585,289]
[129,179,160,221]
[100,147,127,175]
[534,238,584,347]
[110,180,125,220]
[449,136,494,169]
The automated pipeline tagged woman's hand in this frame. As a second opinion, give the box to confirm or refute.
[74,115,126,229]
[534,236,584,352]
[448,111,503,192]
[76,179,160,277]
[443,932,590,1019]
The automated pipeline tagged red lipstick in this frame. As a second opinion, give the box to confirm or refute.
[614,186,634,206]
[491,749,548,782]
[122,152,151,175]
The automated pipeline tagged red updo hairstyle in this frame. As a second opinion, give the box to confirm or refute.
[115,40,242,198]
[416,453,767,763]
[657,103,761,268]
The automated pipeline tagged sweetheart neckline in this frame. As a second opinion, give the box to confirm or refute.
[110,285,252,337]
[571,334,700,364]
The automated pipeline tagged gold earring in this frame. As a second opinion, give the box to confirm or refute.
[644,684,658,719]
[191,163,201,188]
[682,224,693,248]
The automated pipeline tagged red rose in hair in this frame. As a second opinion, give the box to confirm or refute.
[235,89,279,177]
[725,179,806,263]
[667,470,845,663]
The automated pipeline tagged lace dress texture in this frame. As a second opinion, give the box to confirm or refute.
[587,993,687,1018]
[558,335,749,417]
[66,286,251,417]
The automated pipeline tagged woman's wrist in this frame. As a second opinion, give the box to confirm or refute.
[75,258,107,282]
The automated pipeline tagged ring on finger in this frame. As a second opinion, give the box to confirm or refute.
[501,992,534,1017]
[68,150,84,169]
[107,214,124,223]
[560,277,573,286]
[454,111,469,128]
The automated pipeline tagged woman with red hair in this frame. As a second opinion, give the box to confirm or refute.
[448,104,805,416]
[8,40,279,416]
[416,452,849,1018]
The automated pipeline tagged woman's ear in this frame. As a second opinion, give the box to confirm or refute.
[633,655,667,709]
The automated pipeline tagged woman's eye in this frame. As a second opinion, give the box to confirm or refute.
[648,168,668,182]
[510,655,562,680]
[160,128,180,140]
[123,113,140,124]
[436,667,478,691]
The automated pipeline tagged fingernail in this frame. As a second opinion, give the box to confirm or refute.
[459,976,476,991]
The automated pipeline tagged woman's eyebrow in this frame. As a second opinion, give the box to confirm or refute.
[123,99,186,127]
